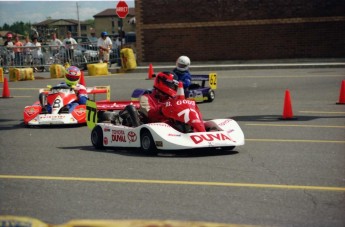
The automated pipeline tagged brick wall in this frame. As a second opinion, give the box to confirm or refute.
[135,0,345,63]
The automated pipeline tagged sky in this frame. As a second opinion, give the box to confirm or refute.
[0,0,135,26]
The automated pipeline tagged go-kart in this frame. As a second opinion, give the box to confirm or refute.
[23,84,112,126]
[87,93,244,155]
[131,73,217,103]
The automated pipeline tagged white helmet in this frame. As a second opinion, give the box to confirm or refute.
[176,56,191,72]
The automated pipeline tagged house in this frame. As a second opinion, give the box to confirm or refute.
[32,19,92,41]
[93,8,135,36]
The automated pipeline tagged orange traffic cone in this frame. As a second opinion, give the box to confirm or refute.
[146,64,154,80]
[79,70,86,86]
[336,80,345,105]
[176,81,185,99]
[280,89,297,120]
[1,78,12,98]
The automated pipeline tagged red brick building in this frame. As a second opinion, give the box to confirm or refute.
[135,0,345,64]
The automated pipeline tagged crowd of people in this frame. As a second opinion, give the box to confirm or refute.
[1,30,127,69]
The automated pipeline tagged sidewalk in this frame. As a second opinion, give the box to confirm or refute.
[109,58,345,73]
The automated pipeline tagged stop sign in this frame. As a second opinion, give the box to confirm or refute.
[116,0,129,19]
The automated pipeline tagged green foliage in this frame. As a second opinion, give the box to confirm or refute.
[0,21,32,36]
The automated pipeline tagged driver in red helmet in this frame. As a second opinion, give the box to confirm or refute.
[40,66,88,113]
[139,72,178,123]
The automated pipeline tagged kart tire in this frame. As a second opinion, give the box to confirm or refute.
[91,125,104,149]
[207,90,215,102]
[140,129,157,155]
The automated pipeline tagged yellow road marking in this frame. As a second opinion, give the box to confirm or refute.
[246,138,345,143]
[0,175,344,192]
[246,123,345,128]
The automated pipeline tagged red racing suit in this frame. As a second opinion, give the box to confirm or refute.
[139,89,170,123]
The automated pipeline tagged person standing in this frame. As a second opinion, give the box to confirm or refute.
[23,36,33,66]
[32,37,44,71]
[62,31,77,63]
[13,35,24,66]
[50,32,63,56]
[3,33,14,68]
[97,31,112,64]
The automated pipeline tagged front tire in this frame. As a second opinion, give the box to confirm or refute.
[140,130,157,155]
[91,125,104,149]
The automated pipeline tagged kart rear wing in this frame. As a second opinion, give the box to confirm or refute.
[38,86,111,101]
[191,73,217,89]
[86,86,111,101]
[86,100,140,129]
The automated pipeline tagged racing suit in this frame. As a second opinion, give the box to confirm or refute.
[44,82,88,113]
[139,89,170,123]
[173,68,192,89]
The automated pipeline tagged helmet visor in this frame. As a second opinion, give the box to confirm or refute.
[177,63,188,69]
[66,74,80,81]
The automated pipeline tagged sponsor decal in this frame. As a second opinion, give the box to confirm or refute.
[104,137,108,145]
[190,133,235,144]
[74,107,86,116]
[112,130,126,142]
[26,107,37,116]
[165,100,196,107]
[39,115,66,119]
[127,131,137,142]
[104,127,111,132]
[148,123,170,127]
[168,133,181,137]
[218,119,232,126]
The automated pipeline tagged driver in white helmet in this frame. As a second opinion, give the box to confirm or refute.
[173,55,192,89]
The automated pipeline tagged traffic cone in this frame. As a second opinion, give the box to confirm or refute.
[280,89,297,120]
[79,70,86,86]
[336,80,345,105]
[146,64,154,80]
[1,78,12,98]
[176,81,185,99]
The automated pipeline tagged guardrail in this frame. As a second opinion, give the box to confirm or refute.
[0,43,121,72]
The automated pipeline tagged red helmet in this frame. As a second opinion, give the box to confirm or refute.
[154,72,178,97]
[65,66,81,86]
[7,33,13,38]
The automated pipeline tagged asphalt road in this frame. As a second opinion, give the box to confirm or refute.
[0,67,344,227]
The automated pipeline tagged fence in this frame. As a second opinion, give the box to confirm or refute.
[0,43,121,72]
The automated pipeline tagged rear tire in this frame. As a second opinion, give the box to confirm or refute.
[140,130,157,155]
[207,90,215,102]
[91,125,104,149]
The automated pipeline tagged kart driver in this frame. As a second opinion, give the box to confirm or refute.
[173,55,192,89]
[139,72,178,123]
[40,66,88,113]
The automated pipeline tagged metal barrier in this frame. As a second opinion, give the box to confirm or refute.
[0,43,121,72]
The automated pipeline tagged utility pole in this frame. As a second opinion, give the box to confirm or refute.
[76,2,81,36]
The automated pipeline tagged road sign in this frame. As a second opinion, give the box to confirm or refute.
[116,0,129,19]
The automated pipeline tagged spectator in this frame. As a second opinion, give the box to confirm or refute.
[89,32,98,44]
[23,36,33,66]
[32,37,44,68]
[13,35,24,66]
[3,33,14,67]
[97,31,112,64]
[49,32,63,56]
[62,31,77,63]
